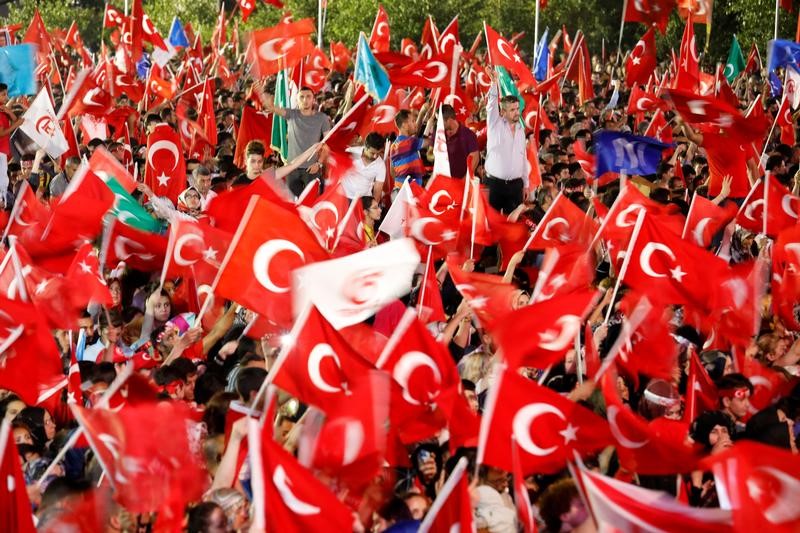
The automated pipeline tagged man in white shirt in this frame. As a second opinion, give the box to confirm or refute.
[341,132,386,200]
[485,72,530,214]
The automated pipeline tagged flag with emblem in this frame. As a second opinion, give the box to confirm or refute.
[143,123,186,203]
[19,89,68,159]
[725,35,745,83]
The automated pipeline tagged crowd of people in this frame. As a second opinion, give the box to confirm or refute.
[0,5,799,533]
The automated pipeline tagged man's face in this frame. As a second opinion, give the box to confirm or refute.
[246,154,264,176]
[195,173,212,194]
[708,424,732,447]
[484,467,509,493]
[723,392,750,420]
[463,389,479,413]
[297,90,314,111]
[502,101,520,123]
[444,118,459,138]
[65,161,80,179]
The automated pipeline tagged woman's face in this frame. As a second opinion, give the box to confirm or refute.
[13,427,32,445]
[4,399,25,421]
[153,294,171,322]
[43,410,56,440]
[185,191,202,210]
[109,280,122,307]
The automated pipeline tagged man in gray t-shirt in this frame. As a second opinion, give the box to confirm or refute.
[263,86,331,197]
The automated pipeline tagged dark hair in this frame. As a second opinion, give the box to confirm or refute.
[170,357,197,378]
[0,394,23,420]
[441,104,456,121]
[92,362,117,386]
[500,95,519,107]
[461,379,476,392]
[717,373,754,395]
[0,83,7,93]
[690,410,735,449]
[245,140,265,157]
[766,154,786,172]
[360,195,376,210]
[145,113,161,125]
[14,407,48,447]
[364,131,384,151]
[188,502,224,533]
[236,367,267,402]
[394,109,412,128]
[539,478,580,532]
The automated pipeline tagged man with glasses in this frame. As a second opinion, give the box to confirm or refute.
[339,132,387,201]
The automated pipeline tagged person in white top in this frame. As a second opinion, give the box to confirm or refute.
[340,132,386,200]
[485,71,530,214]
[191,165,218,211]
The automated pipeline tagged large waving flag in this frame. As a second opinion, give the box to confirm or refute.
[594,130,671,177]
[533,28,549,81]
[354,32,391,101]
[725,35,745,82]
[19,89,68,159]
[168,16,190,48]
[0,44,36,96]
[767,39,800,74]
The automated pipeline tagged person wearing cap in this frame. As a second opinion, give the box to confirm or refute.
[717,373,754,437]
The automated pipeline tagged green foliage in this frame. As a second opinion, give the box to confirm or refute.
[6,0,800,70]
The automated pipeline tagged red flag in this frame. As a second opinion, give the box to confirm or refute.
[206,178,294,233]
[360,87,402,137]
[129,0,144,63]
[234,106,273,169]
[777,96,796,145]
[418,457,474,533]
[525,193,597,250]
[144,124,187,203]
[271,306,374,408]
[3,181,48,239]
[685,349,718,422]
[744,42,762,74]
[418,251,446,323]
[324,95,371,153]
[66,243,113,306]
[702,131,753,198]
[491,288,598,369]
[678,0,713,24]
[330,41,352,73]
[0,421,35,533]
[735,175,800,237]
[103,4,125,28]
[446,255,518,327]
[511,439,536,533]
[701,441,800,532]
[249,418,355,533]
[674,18,699,91]
[250,19,316,77]
[479,368,612,474]
[103,220,169,272]
[213,196,328,328]
[683,193,737,248]
[627,84,665,115]
[438,16,461,56]
[298,184,352,251]
[0,296,66,406]
[577,460,734,532]
[623,0,675,33]
[388,52,455,89]
[419,16,440,59]
[626,28,657,87]
[72,401,207,515]
[162,219,231,284]
[369,5,391,53]
[485,24,536,86]
[22,9,52,57]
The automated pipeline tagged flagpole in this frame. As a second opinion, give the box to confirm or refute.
[775,0,781,41]
[763,171,770,236]
[618,0,628,55]
[603,208,646,324]
[521,190,563,252]
[417,246,433,320]
[317,0,324,48]
[681,191,698,239]
[470,177,478,260]
[534,0,541,64]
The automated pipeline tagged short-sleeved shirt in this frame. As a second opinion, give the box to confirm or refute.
[341,147,386,199]
[389,135,425,187]
[437,124,479,179]
[283,109,331,168]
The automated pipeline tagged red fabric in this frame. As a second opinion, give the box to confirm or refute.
[0,423,36,533]
[485,24,536,86]
[735,174,800,237]
[368,6,391,53]
[143,124,187,203]
[623,0,675,33]
[103,220,168,272]
[626,27,657,87]
[250,19,316,77]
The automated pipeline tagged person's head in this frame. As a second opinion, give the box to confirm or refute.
[187,502,229,533]
[394,109,416,135]
[361,195,381,223]
[153,366,186,400]
[500,95,521,124]
[207,488,250,531]
[478,465,509,494]
[193,165,213,195]
[403,492,429,520]
[107,278,122,307]
[766,154,788,177]
[297,87,315,111]
[171,358,198,401]
[12,422,33,445]
[0,395,25,422]
[150,289,172,323]
[16,406,56,444]
[236,367,267,404]
[363,132,384,162]
[441,104,460,137]
[538,478,589,533]
[691,410,735,452]
[638,379,682,420]
[245,141,265,177]
[0,83,8,104]
[461,379,479,413]
[182,186,202,212]
[63,156,81,179]
[718,373,754,421]
[160,107,175,126]
[745,405,797,451]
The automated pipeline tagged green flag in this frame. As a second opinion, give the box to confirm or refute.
[495,66,525,126]
[106,178,163,233]
[724,36,745,83]
[271,68,290,162]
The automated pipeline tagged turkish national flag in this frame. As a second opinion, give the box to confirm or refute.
[623,0,675,32]
[368,5,390,53]
[250,19,316,76]
[66,243,113,306]
[674,17,699,91]
[701,441,800,533]
[324,94,371,153]
[103,220,169,272]
[484,24,537,86]
[388,53,454,89]
[735,174,800,237]
[623,213,729,311]
[3,181,48,239]
[0,421,35,533]
[234,106,273,169]
[777,96,796,145]
[144,124,186,203]
[479,368,612,474]
[577,460,734,532]
[684,349,719,422]
[214,196,328,328]
[684,193,737,248]
[162,219,231,284]
[103,3,125,28]
[446,255,518,327]
[626,27,657,87]
[72,401,207,514]
[525,192,597,250]
[271,306,374,409]
[491,288,598,369]
[298,183,352,251]
[248,419,355,533]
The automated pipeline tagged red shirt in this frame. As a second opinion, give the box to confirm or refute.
[0,111,10,155]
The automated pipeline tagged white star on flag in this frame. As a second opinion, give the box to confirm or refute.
[559,423,579,444]
[156,173,171,187]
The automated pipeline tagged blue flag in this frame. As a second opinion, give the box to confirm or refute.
[767,39,800,74]
[769,71,783,98]
[169,17,190,48]
[534,29,549,82]
[0,44,37,97]
[594,130,672,177]
[354,33,391,101]
[136,54,151,80]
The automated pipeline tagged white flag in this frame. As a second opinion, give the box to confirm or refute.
[20,89,69,159]
[378,179,416,239]
[432,105,451,178]
[292,238,421,329]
